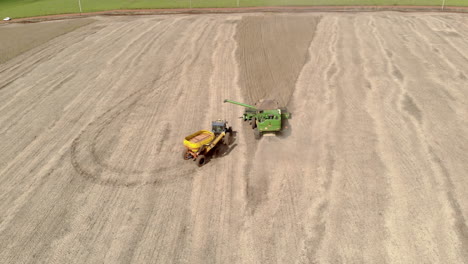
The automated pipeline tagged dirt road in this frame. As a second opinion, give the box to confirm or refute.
[0,12,467,263]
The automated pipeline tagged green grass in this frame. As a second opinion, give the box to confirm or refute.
[1,0,467,19]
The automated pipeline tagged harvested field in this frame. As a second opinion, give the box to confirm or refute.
[0,12,467,263]
[0,18,95,64]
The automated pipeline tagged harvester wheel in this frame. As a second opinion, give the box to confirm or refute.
[254,128,261,140]
[182,149,191,160]
[196,155,206,167]
[251,118,257,129]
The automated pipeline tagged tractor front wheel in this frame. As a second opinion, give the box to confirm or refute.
[223,132,230,145]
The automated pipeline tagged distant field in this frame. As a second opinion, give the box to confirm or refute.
[1,0,467,19]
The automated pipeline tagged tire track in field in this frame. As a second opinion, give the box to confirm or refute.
[0,18,197,248]
[362,13,468,263]
[1,15,224,263]
[295,16,339,263]
[369,14,442,263]
[316,15,389,263]
[406,15,468,104]
[388,15,468,262]
[70,17,219,187]
[69,51,190,187]
[0,18,180,180]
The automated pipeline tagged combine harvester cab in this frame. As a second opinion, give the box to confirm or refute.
[183,120,231,167]
[224,99,290,139]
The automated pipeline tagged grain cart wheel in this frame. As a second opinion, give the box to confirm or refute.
[254,128,261,140]
[196,155,206,167]
[182,149,191,160]
[251,118,257,129]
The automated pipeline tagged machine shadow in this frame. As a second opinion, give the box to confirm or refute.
[204,130,238,165]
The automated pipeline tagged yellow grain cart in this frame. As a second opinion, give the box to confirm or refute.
[183,120,231,167]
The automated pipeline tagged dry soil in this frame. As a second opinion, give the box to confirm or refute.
[0,18,95,64]
[0,12,467,264]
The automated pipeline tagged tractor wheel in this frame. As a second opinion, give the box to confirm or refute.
[251,118,257,129]
[182,149,191,160]
[223,132,230,145]
[254,128,261,140]
[196,155,206,167]
[213,148,221,158]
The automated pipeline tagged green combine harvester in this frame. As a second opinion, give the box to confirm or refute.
[224,99,290,139]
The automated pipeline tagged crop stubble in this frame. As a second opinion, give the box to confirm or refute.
[0,12,467,263]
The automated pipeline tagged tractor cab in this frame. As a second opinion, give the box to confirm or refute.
[211,120,228,134]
